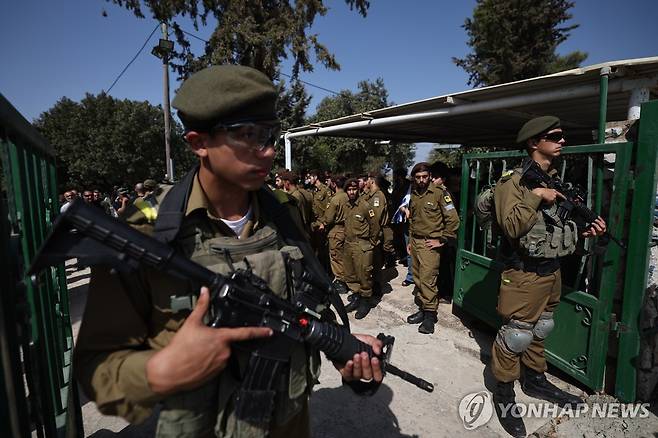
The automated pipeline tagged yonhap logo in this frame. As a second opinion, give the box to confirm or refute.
[459,391,493,430]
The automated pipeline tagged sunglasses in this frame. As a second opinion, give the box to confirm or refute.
[539,132,565,143]
[210,122,281,151]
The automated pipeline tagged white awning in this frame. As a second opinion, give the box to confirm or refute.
[286,57,658,148]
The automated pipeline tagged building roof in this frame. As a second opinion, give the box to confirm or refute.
[286,57,658,147]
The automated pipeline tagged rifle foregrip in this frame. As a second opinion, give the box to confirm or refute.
[304,320,374,364]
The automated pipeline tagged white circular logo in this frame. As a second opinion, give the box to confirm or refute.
[458,391,493,430]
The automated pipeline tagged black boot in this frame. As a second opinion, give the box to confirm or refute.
[493,382,526,438]
[521,367,583,407]
[332,279,348,294]
[418,311,438,334]
[355,298,373,319]
[406,309,425,324]
[344,295,361,313]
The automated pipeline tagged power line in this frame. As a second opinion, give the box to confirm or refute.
[106,24,160,93]
[178,28,341,96]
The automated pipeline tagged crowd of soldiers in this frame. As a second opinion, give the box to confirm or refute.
[268,162,460,334]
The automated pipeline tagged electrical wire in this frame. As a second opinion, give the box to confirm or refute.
[178,28,341,96]
[106,24,160,93]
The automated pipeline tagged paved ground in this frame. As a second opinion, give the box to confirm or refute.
[67,260,658,437]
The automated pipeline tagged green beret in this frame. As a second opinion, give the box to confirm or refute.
[516,116,561,143]
[172,65,278,131]
[143,179,158,191]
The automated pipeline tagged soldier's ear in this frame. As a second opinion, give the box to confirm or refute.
[526,138,538,153]
[185,131,208,158]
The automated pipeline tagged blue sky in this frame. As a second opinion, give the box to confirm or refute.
[2,0,657,161]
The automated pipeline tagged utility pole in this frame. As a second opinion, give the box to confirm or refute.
[161,22,174,182]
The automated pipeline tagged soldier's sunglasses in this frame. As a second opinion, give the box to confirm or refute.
[539,132,565,143]
[210,122,281,151]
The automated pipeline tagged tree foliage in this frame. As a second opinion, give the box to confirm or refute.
[292,78,415,174]
[34,93,196,192]
[107,0,370,80]
[453,0,587,87]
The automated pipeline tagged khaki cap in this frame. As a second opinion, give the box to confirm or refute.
[516,116,561,143]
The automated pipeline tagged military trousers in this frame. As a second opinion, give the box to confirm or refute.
[491,268,562,383]
[343,239,374,298]
[327,225,345,282]
[382,225,395,255]
[410,236,441,311]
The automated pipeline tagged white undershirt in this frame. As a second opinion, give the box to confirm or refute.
[220,204,253,238]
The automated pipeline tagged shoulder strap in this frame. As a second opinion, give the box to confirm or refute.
[153,164,199,243]
[256,187,351,332]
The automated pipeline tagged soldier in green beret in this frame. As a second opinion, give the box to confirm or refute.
[74,64,383,438]
[490,116,607,437]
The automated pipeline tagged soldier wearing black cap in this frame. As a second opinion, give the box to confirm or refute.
[74,65,383,438]
[490,116,607,437]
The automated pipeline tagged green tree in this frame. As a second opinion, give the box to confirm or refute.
[297,78,414,174]
[107,0,370,80]
[35,93,196,192]
[453,0,587,87]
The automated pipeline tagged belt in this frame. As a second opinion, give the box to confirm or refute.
[411,234,431,239]
[517,257,561,276]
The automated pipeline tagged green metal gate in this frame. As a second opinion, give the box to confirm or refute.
[0,94,82,437]
[454,99,658,402]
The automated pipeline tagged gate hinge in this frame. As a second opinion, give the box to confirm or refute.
[609,313,630,335]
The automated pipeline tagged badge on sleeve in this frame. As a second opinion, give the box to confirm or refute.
[444,195,452,204]
[374,197,380,207]
[368,209,375,218]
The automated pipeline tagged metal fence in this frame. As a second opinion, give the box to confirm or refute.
[0,94,81,438]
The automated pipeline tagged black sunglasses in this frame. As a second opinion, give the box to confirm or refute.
[539,132,565,143]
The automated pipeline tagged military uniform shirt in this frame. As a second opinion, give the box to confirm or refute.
[363,188,389,245]
[409,183,460,240]
[344,198,378,244]
[312,182,331,221]
[494,171,543,240]
[321,191,348,227]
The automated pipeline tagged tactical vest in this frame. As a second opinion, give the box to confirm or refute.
[156,219,321,438]
[151,167,343,438]
[518,202,578,259]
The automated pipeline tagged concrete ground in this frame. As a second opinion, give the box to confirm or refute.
[67,260,658,437]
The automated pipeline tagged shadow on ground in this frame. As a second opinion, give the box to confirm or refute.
[310,383,418,438]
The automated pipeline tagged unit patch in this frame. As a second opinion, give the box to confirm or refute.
[373,197,380,207]
[444,195,452,204]
[368,209,375,218]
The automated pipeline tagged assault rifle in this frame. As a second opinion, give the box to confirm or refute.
[28,199,433,393]
[521,159,625,249]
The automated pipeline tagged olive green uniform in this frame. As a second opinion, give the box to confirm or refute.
[74,174,318,437]
[491,168,577,383]
[409,183,460,311]
[364,188,389,288]
[311,182,332,270]
[343,197,377,298]
[311,182,331,225]
[289,187,311,232]
[320,190,348,282]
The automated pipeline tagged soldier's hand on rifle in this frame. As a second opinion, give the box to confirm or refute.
[334,334,384,383]
[531,187,565,205]
[145,287,273,395]
[582,216,607,238]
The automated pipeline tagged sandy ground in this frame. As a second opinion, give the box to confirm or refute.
[66,260,658,437]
